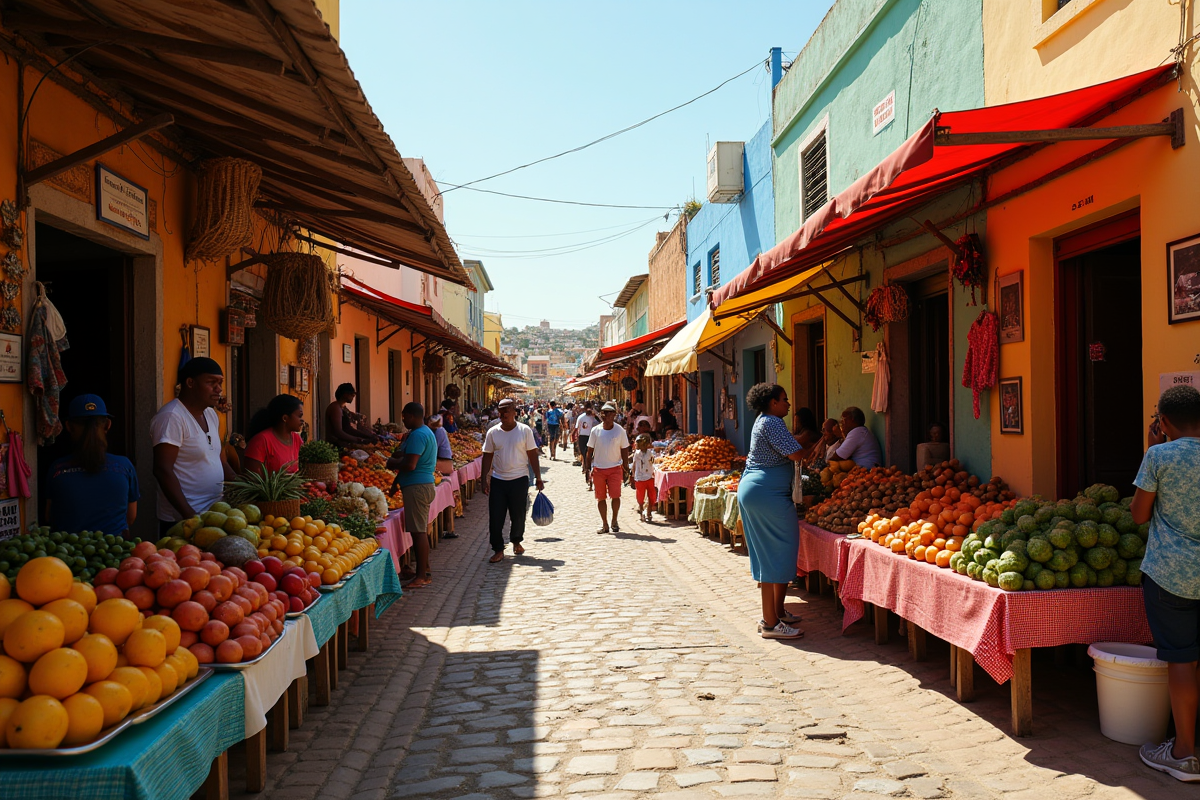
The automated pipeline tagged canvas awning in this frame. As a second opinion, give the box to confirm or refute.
[710,64,1177,310]
[6,1,472,287]
[644,309,758,376]
[585,319,687,371]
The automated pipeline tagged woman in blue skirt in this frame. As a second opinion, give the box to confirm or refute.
[738,383,806,639]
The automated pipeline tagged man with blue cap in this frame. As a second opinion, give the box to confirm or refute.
[44,394,140,538]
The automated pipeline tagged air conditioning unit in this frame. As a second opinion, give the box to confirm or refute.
[706,141,744,203]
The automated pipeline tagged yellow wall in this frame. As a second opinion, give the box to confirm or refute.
[483,312,503,355]
[982,0,1200,496]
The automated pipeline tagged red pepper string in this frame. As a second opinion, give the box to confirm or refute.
[864,283,910,332]
[952,233,985,306]
[961,310,999,420]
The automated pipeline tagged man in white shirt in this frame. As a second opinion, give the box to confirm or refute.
[585,402,631,533]
[575,402,600,487]
[482,398,544,563]
[835,406,883,468]
[151,358,236,533]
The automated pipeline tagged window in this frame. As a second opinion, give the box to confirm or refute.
[692,261,702,296]
[801,131,828,220]
[709,247,721,289]
[1057,0,1072,9]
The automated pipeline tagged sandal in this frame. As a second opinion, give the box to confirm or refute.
[406,578,431,589]
[597,527,610,534]
[611,523,620,533]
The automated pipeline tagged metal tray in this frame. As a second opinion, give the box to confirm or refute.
[0,668,213,757]
[285,591,322,619]
[317,580,346,592]
[205,626,287,671]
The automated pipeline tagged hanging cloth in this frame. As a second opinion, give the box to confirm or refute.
[6,430,30,499]
[27,291,68,445]
[870,342,891,413]
[177,326,192,380]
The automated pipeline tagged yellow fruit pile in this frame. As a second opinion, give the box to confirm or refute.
[0,557,199,749]
[656,436,740,472]
[819,460,858,488]
[256,515,380,585]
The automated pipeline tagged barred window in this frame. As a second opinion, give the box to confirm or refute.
[692,261,702,295]
[710,247,721,289]
[801,131,828,221]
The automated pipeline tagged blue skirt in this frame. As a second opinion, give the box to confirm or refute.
[737,464,799,584]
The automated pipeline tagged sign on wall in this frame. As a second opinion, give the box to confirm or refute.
[0,333,21,383]
[1160,371,1200,395]
[872,90,896,136]
[96,165,150,240]
[0,497,21,541]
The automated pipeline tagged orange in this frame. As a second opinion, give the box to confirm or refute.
[0,599,34,637]
[15,557,74,606]
[321,568,340,585]
[66,582,97,615]
[88,599,140,645]
[261,514,275,527]
[71,634,118,683]
[153,661,178,697]
[124,628,166,668]
[107,666,150,710]
[270,534,288,551]
[84,681,133,727]
[0,696,18,744]
[136,666,162,706]
[28,648,88,699]
[61,692,105,745]
[0,654,26,699]
[289,517,305,530]
[140,615,181,653]
[0,574,9,602]
[4,610,66,663]
[935,550,954,568]
[174,646,199,680]
[5,695,69,749]
[41,599,88,644]
[166,653,189,685]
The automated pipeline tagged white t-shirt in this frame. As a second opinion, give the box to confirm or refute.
[587,424,630,470]
[483,422,538,480]
[632,449,656,482]
[151,399,225,521]
[575,413,598,437]
[835,425,882,468]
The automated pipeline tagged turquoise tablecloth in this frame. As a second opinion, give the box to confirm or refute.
[305,548,403,646]
[0,672,244,800]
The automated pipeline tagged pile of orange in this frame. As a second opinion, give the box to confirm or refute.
[338,456,396,492]
[0,557,199,749]
[256,515,380,585]
[860,484,1014,568]
[657,436,739,472]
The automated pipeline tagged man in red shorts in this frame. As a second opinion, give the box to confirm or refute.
[585,402,631,534]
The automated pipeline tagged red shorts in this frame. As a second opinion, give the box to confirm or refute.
[592,466,623,500]
[635,479,657,506]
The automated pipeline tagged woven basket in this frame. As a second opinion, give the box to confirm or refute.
[260,253,336,340]
[186,158,261,262]
[299,462,339,485]
[423,352,445,373]
[257,498,302,521]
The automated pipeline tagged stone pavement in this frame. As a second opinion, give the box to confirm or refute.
[240,458,1182,800]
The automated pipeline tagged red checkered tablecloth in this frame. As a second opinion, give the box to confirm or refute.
[839,537,1151,684]
[796,522,850,581]
[653,469,718,511]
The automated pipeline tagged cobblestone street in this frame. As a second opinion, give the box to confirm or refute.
[241,459,1182,800]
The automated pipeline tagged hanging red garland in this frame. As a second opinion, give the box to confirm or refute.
[961,310,999,420]
[951,233,986,305]
[864,283,910,332]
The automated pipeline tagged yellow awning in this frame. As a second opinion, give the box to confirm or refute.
[645,309,754,376]
[709,262,827,321]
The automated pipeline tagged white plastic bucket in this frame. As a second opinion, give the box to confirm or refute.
[1087,642,1171,745]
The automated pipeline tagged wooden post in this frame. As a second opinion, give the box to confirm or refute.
[245,729,266,792]
[817,572,829,596]
[873,606,889,645]
[358,604,372,652]
[313,643,331,704]
[907,620,927,661]
[956,646,975,702]
[949,644,958,688]
[269,694,289,752]
[804,574,814,593]
[1011,648,1033,737]
[337,621,349,670]
[205,750,229,800]
[288,676,305,728]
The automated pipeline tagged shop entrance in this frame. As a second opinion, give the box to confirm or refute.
[1056,231,1142,496]
[887,271,950,472]
[791,317,825,425]
[33,222,132,517]
[231,325,276,440]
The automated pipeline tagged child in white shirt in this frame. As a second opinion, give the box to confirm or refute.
[631,433,658,522]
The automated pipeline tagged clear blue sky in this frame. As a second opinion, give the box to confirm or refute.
[341,1,834,329]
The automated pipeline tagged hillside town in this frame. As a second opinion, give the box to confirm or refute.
[0,2,1198,800]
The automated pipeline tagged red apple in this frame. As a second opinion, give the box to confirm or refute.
[288,596,304,613]
[236,635,262,659]
[200,620,229,647]
[307,572,322,589]
[156,579,192,609]
[280,573,306,596]
[94,584,124,602]
[124,585,155,610]
[115,569,145,591]
[261,557,285,580]
[93,567,119,586]
[252,572,277,593]
[132,541,158,561]
[244,560,266,578]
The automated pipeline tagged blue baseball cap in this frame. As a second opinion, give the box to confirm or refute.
[68,394,110,419]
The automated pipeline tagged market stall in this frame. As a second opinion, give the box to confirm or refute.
[796,521,849,595]
[653,435,742,519]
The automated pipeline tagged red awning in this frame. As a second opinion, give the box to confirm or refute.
[595,319,686,361]
[342,274,432,317]
[710,65,1175,308]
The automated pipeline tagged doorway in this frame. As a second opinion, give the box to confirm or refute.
[354,336,370,421]
[792,318,826,425]
[700,370,715,435]
[34,223,132,515]
[742,346,767,451]
[231,325,276,439]
[907,279,950,467]
[1057,235,1142,496]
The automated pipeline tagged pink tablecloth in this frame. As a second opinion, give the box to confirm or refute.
[796,522,850,581]
[653,469,717,511]
[457,456,482,484]
[376,510,414,574]
[839,537,1152,684]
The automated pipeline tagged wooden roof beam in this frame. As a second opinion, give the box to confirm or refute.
[24,112,174,186]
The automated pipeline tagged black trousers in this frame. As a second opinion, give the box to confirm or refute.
[489,476,529,552]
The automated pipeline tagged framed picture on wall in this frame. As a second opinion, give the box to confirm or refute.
[343,343,353,363]
[1166,233,1200,324]
[999,377,1023,435]
[997,271,1024,343]
[189,325,210,359]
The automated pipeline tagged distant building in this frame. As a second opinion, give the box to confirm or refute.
[539,319,550,329]
[525,355,551,378]
[483,312,503,356]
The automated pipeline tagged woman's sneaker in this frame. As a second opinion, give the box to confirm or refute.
[778,609,801,624]
[1140,739,1200,782]
[759,620,803,639]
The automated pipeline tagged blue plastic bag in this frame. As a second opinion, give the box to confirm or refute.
[532,491,554,526]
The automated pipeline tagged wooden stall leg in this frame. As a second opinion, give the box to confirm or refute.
[817,572,829,596]
[907,620,927,661]
[358,604,372,652]
[1011,648,1033,737]
[288,676,305,728]
[956,646,975,702]
[833,581,841,609]
[246,729,266,793]
[337,621,349,670]
[313,642,332,704]
[873,605,889,645]
[269,693,289,752]
[949,644,958,688]
[205,750,229,800]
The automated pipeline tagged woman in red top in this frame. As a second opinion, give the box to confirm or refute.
[243,395,304,474]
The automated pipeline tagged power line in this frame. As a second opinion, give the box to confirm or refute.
[441,183,677,210]
[450,216,661,239]
[439,58,766,195]
[452,217,661,256]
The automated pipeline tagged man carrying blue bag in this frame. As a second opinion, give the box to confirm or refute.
[482,398,544,563]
